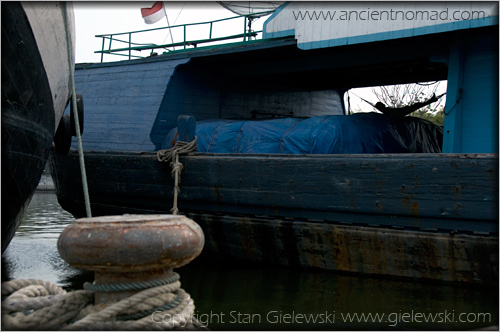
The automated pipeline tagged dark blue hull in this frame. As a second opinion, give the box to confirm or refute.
[49,150,499,284]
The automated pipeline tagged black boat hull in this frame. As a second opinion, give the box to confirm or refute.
[1,2,56,252]
[1,2,74,252]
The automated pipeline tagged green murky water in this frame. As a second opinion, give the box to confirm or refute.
[2,192,498,330]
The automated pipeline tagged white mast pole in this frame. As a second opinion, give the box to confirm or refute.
[163,2,175,50]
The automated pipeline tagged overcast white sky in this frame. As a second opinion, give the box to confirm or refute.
[73,2,264,63]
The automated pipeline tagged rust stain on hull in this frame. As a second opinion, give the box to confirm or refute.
[192,213,499,285]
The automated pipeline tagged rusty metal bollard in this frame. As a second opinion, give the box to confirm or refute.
[58,214,204,304]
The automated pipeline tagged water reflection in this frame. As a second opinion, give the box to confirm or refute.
[179,255,498,330]
[13,191,74,238]
[2,192,498,330]
[2,192,82,286]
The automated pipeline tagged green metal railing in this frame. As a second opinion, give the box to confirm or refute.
[95,11,274,62]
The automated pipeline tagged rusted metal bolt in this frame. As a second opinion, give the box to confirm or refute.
[58,214,204,304]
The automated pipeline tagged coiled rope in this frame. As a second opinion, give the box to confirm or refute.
[157,137,198,215]
[1,275,205,330]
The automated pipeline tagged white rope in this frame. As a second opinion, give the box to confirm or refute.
[1,279,203,330]
[62,3,91,217]
[157,137,198,164]
[157,137,198,215]
[1,280,92,331]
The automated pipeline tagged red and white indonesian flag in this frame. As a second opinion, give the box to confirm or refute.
[141,2,165,24]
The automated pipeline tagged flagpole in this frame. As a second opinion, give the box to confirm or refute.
[163,2,175,51]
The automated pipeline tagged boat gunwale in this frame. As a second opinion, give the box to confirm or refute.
[65,149,499,160]
[76,36,297,69]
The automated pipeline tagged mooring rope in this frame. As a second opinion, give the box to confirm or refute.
[84,272,181,293]
[1,277,205,330]
[62,3,91,218]
[157,137,198,215]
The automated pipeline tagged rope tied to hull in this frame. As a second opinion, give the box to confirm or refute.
[62,2,92,218]
[156,137,198,164]
[157,137,198,215]
[1,277,206,330]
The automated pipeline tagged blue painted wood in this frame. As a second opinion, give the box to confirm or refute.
[150,64,222,150]
[51,151,499,235]
[443,30,499,153]
[69,58,189,152]
[460,37,499,153]
[442,37,464,153]
[220,80,344,119]
[263,2,498,51]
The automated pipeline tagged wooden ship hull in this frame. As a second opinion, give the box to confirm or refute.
[49,2,498,284]
[50,150,498,284]
[1,2,75,252]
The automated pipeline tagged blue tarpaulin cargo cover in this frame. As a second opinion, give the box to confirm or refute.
[162,113,443,154]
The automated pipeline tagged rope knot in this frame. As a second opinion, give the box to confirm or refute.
[157,137,198,164]
[170,159,184,179]
[157,137,198,215]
